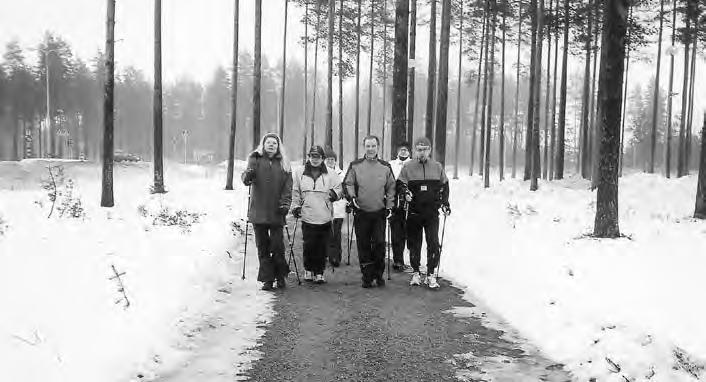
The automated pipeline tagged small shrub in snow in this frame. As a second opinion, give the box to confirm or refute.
[139,203,204,233]
[230,219,248,237]
[56,180,85,219]
[39,165,85,219]
[673,347,705,379]
[0,214,7,236]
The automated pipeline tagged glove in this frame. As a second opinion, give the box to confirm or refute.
[404,190,413,202]
[328,189,338,202]
[385,208,393,219]
[350,198,361,211]
[345,203,353,214]
[292,207,302,218]
[441,203,451,216]
[242,168,256,185]
[278,206,289,216]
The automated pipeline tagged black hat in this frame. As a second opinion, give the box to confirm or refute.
[413,136,432,148]
[397,141,410,150]
[308,145,325,157]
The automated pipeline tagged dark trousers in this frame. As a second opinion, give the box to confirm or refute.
[354,209,386,282]
[302,221,331,275]
[253,224,289,283]
[406,212,440,275]
[327,218,344,265]
[390,209,407,265]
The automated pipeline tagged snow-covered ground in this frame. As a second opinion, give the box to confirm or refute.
[0,159,274,382]
[443,171,706,381]
[2,159,705,382]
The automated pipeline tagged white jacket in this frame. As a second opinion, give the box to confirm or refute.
[390,157,412,179]
[292,164,343,224]
[327,165,347,219]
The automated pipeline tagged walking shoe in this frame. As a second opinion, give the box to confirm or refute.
[315,274,326,284]
[375,276,386,287]
[409,272,422,286]
[261,281,274,291]
[362,278,373,288]
[275,277,286,289]
[426,274,440,289]
[304,270,314,282]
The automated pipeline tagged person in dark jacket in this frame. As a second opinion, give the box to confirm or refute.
[389,141,412,271]
[241,132,293,291]
[343,135,396,288]
[396,136,450,289]
[291,145,342,284]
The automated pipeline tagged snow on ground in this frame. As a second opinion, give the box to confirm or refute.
[0,159,273,382]
[443,171,706,381]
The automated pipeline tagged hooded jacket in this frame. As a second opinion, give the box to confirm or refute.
[343,156,396,212]
[292,162,343,224]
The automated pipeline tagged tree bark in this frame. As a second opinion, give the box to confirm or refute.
[665,0,676,178]
[579,0,593,179]
[588,0,599,185]
[513,5,522,178]
[648,0,665,174]
[677,22,690,178]
[326,0,335,149]
[484,0,496,188]
[524,0,538,181]
[393,0,410,156]
[453,0,463,179]
[593,0,627,238]
[685,36,697,174]
[695,113,706,219]
[253,0,262,149]
[279,0,289,140]
[311,0,323,145]
[382,0,390,157]
[101,0,116,206]
[407,0,417,143]
[549,3,559,180]
[499,0,506,181]
[619,5,632,177]
[471,9,487,176]
[366,1,375,135]
[151,0,165,195]
[435,0,452,167]
[479,1,491,176]
[355,0,362,158]
[226,0,240,190]
[303,1,310,163]
[338,0,344,167]
[530,0,543,191]
[425,0,438,144]
[543,0,553,180]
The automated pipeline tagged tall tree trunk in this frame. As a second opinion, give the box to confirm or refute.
[435,0,452,167]
[471,9,488,176]
[338,0,344,167]
[499,0,506,181]
[594,0,627,237]
[513,6,522,178]
[303,1,310,163]
[366,0,375,135]
[101,0,116,206]
[665,0,676,178]
[479,2,491,176]
[425,0,438,143]
[226,0,240,190]
[549,4,559,180]
[685,36,697,173]
[407,0,417,143]
[677,22,690,177]
[311,0,323,145]
[694,113,706,219]
[279,0,289,140]
[355,0,362,158]
[392,0,410,156]
[579,0,593,179]
[524,0,538,181]
[484,0,496,188]
[326,0,335,149]
[382,0,389,158]
[543,0,553,180]
[454,0,464,179]
[253,0,262,149]
[530,0,544,191]
[619,5,632,177]
[649,0,665,174]
[152,0,165,195]
[588,2,599,184]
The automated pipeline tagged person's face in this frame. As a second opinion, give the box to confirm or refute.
[415,145,431,162]
[397,147,410,159]
[364,139,379,158]
[263,137,279,155]
[309,153,323,167]
[324,157,337,168]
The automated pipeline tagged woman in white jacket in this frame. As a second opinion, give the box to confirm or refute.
[324,149,347,267]
[291,145,342,283]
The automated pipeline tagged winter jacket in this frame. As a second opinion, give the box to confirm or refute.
[389,157,412,179]
[292,162,343,225]
[241,151,293,225]
[342,156,396,212]
[397,158,449,215]
[327,165,348,219]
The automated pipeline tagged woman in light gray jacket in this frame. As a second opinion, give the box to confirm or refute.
[291,145,342,283]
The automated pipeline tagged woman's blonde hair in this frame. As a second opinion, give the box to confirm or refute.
[254,132,291,172]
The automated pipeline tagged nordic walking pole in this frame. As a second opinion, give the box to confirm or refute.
[286,217,302,285]
[242,184,252,280]
[347,210,353,265]
[387,217,392,280]
[329,201,335,273]
[436,212,448,279]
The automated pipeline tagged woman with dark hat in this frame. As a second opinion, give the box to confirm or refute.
[291,145,343,284]
[241,132,293,291]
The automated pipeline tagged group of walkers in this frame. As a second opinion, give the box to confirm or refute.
[241,132,451,291]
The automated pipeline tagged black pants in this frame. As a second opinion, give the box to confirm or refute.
[302,221,331,275]
[354,209,386,282]
[327,218,344,266]
[390,209,407,265]
[253,224,289,282]
[406,211,440,275]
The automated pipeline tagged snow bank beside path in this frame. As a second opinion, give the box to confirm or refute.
[442,173,706,381]
[0,160,272,382]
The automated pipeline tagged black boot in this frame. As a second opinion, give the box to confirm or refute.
[261,281,274,291]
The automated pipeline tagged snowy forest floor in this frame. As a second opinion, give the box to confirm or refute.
[157,221,572,382]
